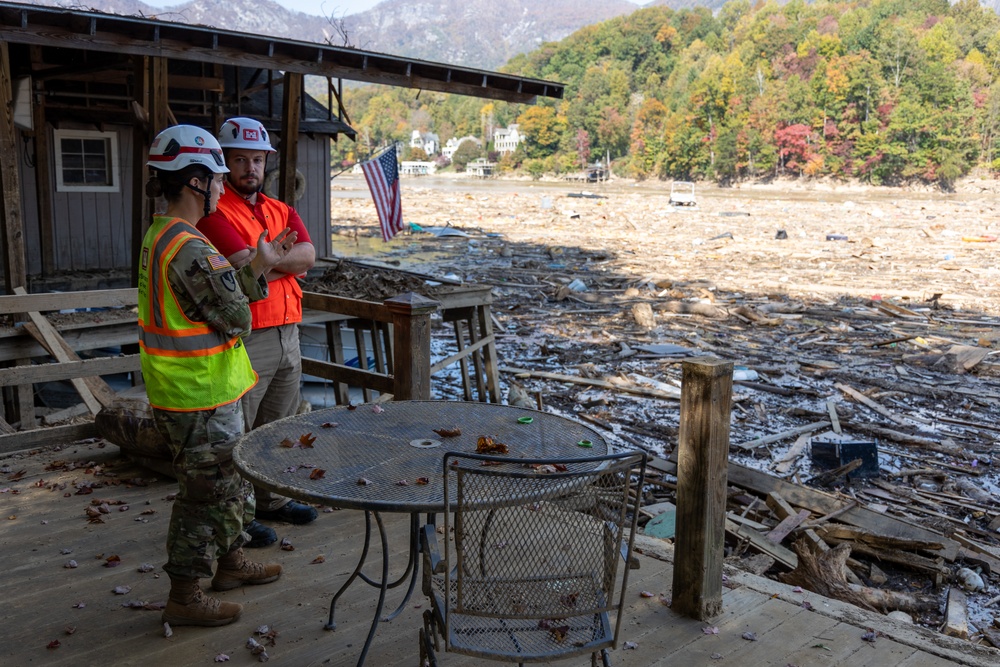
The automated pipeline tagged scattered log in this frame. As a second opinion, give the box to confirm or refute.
[778,539,939,614]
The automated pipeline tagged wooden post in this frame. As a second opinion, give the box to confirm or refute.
[0,40,27,292]
[671,357,733,620]
[278,71,302,205]
[1,41,35,427]
[384,293,439,401]
[28,47,54,277]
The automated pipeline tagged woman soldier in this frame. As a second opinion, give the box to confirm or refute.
[139,125,296,627]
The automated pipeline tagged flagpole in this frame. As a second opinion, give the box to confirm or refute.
[331,141,401,181]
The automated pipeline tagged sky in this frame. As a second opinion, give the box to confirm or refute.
[272,0,383,16]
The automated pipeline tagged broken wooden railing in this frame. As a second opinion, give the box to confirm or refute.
[0,288,140,453]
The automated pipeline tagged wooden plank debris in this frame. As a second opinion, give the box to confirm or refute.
[941,587,970,639]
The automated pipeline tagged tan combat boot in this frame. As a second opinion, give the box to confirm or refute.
[162,576,243,627]
[211,547,282,591]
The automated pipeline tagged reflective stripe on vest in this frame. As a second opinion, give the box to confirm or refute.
[214,186,303,329]
[138,216,257,411]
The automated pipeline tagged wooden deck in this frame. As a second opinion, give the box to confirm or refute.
[1,442,996,667]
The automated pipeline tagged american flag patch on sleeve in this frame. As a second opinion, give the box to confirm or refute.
[207,254,231,271]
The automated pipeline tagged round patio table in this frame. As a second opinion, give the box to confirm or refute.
[233,400,607,667]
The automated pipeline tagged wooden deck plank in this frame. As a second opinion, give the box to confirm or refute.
[647,596,807,666]
[2,443,998,667]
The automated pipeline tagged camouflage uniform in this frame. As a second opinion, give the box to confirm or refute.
[149,232,268,581]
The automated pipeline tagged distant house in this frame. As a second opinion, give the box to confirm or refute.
[409,130,439,155]
[400,161,437,176]
[441,135,482,160]
[465,158,495,178]
[492,124,524,154]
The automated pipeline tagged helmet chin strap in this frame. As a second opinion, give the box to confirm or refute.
[184,182,213,218]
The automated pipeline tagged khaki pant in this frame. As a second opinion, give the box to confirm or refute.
[242,323,303,511]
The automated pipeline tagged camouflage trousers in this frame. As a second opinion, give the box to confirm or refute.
[154,400,255,580]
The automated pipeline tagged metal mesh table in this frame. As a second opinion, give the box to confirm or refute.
[233,400,607,666]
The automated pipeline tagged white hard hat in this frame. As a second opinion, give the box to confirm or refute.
[146,125,228,173]
[217,117,276,152]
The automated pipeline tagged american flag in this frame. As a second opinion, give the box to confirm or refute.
[361,147,403,242]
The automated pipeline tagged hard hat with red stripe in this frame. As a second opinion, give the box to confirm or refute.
[146,125,229,173]
[217,117,276,152]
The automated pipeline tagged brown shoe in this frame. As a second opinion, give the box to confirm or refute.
[212,547,282,591]
[162,576,242,627]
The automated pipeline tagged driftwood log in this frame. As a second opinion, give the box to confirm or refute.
[778,538,939,614]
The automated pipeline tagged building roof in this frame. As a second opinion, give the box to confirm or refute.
[0,1,564,104]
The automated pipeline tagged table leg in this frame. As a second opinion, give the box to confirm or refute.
[325,511,423,667]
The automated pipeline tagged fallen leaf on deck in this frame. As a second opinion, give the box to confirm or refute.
[622,641,638,650]
[415,477,430,485]
[433,427,462,437]
[396,480,409,486]
[311,555,325,564]
[476,435,508,454]
[46,640,60,649]
[280,538,294,551]
[65,626,76,635]
[72,602,85,609]
[309,468,326,480]
[357,477,372,485]
[215,655,230,662]
[65,560,78,568]
[8,469,26,481]
[104,555,122,568]
[639,590,654,598]
[279,438,295,448]
[138,563,155,573]
[742,631,758,641]
[163,622,173,638]
[112,585,132,595]
[321,422,339,428]
[702,626,719,635]
[372,405,384,414]
[548,625,570,642]
[298,433,316,447]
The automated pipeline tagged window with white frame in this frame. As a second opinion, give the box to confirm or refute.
[54,129,120,192]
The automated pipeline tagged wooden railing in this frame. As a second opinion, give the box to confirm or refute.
[300,291,440,401]
[0,288,141,453]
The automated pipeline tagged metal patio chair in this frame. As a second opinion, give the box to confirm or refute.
[419,450,647,666]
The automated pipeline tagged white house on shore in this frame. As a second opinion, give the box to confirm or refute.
[410,130,439,155]
[493,124,524,154]
[441,135,482,160]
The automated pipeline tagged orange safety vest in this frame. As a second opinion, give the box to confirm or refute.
[213,186,303,329]
[138,216,257,411]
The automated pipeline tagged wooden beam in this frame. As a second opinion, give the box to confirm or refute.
[131,55,150,288]
[0,26,555,104]
[0,420,98,455]
[671,358,733,620]
[278,71,302,205]
[728,460,961,561]
[15,287,118,413]
[0,40,27,291]
[0,354,138,387]
[0,288,137,314]
[28,47,55,276]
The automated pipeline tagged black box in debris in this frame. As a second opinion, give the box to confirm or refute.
[810,439,880,477]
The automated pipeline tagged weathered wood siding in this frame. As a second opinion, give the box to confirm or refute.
[9,128,331,279]
[16,124,134,275]
[284,133,331,259]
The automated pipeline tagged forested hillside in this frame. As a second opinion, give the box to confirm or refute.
[336,0,1000,186]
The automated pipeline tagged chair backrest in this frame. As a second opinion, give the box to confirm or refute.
[441,450,647,661]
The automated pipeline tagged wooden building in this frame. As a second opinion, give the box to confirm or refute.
[0,0,564,290]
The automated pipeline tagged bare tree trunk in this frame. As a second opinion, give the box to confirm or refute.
[778,539,938,614]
